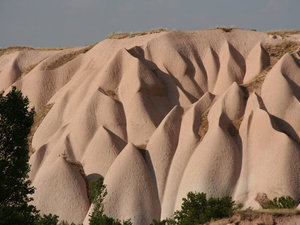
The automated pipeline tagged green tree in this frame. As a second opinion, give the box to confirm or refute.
[174,192,235,225]
[35,214,59,225]
[89,177,132,225]
[0,87,36,225]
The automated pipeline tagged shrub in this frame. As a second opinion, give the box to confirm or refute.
[35,214,59,225]
[149,219,176,225]
[89,178,132,225]
[173,192,235,225]
[266,196,296,209]
[89,177,105,203]
[90,214,132,225]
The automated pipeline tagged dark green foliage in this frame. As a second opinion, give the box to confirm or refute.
[90,214,132,225]
[149,219,176,225]
[89,178,132,225]
[266,196,296,209]
[173,192,235,225]
[89,177,105,203]
[0,87,36,225]
[89,177,107,216]
[34,215,80,225]
[35,214,59,225]
[58,221,78,225]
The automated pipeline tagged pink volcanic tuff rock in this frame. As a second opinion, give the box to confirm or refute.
[11,47,86,109]
[202,47,220,92]
[81,126,126,177]
[103,143,160,225]
[243,42,270,83]
[118,48,173,146]
[29,144,48,180]
[32,157,90,224]
[2,29,300,224]
[261,50,300,141]
[0,49,59,90]
[147,105,184,203]
[161,92,215,219]
[212,42,246,95]
[33,90,127,161]
[234,108,300,208]
[175,83,246,212]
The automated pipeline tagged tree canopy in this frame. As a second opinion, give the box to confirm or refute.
[0,87,36,225]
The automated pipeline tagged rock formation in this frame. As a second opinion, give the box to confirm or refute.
[1,28,300,224]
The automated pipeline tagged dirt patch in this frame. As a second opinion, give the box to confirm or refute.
[46,44,95,70]
[23,57,48,74]
[28,104,53,155]
[241,40,300,94]
[240,66,271,94]
[263,40,300,65]
[199,109,210,140]
[207,209,300,225]
[267,30,300,38]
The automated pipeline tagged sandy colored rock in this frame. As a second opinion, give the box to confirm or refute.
[175,83,246,212]
[103,144,160,225]
[32,157,90,224]
[2,28,300,224]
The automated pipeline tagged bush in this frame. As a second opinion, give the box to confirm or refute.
[89,178,132,225]
[35,214,59,225]
[90,214,132,225]
[266,196,296,209]
[89,177,105,203]
[149,219,176,225]
[173,192,235,225]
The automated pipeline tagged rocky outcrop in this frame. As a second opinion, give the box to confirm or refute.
[1,28,300,224]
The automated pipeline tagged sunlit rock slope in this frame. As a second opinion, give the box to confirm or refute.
[1,28,300,224]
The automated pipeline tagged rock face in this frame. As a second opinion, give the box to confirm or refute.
[1,29,300,224]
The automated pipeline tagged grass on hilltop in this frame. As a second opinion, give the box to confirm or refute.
[106,28,169,39]
[46,44,95,70]
[241,40,300,93]
[267,29,300,38]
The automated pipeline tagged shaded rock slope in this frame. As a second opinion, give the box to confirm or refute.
[1,28,300,224]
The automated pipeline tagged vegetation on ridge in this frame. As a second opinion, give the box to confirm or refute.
[267,29,300,38]
[106,28,169,39]
[265,196,297,209]
[46,44,95,70]
[242,40,300,93]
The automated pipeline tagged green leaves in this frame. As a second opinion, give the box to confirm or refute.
[88,177,132,225]
[266,196,296,209]
[0,86,36,225]
[173,192,235,225]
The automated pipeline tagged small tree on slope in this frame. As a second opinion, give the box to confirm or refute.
[0,87,36,225]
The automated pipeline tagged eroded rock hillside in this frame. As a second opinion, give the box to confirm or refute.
[1,28,300,225]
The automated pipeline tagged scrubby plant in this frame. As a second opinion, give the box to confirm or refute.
[34,214,59,225]
[89,177,106,203]
[89,177,132,225]
[149,219,176,225]
[173,192,235,225]
[90,214,132,225]
[58,221,78,225]
[266,196,296,209]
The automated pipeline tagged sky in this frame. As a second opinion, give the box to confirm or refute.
[0,0,299,47]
